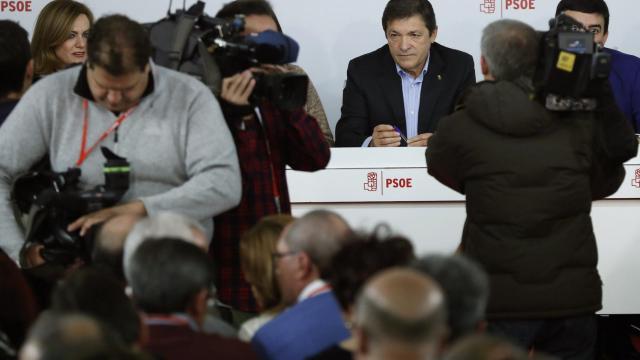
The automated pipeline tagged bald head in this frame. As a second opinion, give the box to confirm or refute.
[20,312,127,360]
[355,268,447,359]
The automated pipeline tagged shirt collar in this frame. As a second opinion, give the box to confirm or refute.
[297,279,330,303]
[73,63,155,102]
[395,52,430,82]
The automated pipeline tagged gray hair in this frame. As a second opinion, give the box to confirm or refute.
[481,19,539,81]
[412,254,489,342]
[123,212,206,282]
[283,209,352,277]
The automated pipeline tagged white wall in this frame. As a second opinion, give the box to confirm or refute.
[1,0,638,133]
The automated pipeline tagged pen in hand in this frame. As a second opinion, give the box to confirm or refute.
[393,126,408,143]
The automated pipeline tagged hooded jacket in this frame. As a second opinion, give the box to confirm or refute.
[426,80,637,319]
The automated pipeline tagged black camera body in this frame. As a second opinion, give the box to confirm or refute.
[12,147,130,265]
[534,13,612,111]
[147,1,308,110]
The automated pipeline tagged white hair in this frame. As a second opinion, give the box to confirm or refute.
[122,212,207,282]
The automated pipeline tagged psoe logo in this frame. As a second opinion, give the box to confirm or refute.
[505,0,536,10]
[1,1,32,12]
[480,0,496,14]
[364,172,378,192]
[632,168,640,188]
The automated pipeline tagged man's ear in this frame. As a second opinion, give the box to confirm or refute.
[297,251,320,280]
[601,31,609,47]
[187,288,209,327]
[429,27,438,42]
[480,55,493,80]
[23,59,34,92]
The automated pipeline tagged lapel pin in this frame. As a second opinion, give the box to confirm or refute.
[437,74,442,80]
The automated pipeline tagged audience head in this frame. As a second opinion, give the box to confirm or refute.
[20,311,131,360]
[442,334,529,360]
[31,0,93,76]
[123,212,207,282]
[412,254,489,343]
[85,15,152,112]
[50,268,141,347]
[556,0,609,46]
[480,19,539,81]
[327,225,415,313]
[128,238,213,326]
[240,214,295,311]
[354,268,447,360]
[215,0,283,34]
[0,20,32,101]
[274,210,352,305]
[92,214,142,284]
[381,0,438,78]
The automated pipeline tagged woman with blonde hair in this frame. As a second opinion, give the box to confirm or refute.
[238,214,294,341]
[31,0,93,77]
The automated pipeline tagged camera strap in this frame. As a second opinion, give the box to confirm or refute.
[76,99,138,167]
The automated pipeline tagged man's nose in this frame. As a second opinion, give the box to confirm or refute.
[399,36,411,51]
[106,90,122,105]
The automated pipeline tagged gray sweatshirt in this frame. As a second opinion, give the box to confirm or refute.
[0,63,241,261]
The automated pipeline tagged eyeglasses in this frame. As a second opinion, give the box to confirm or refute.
[271,250,298,262]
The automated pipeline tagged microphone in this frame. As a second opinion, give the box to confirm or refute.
[245,30,300,64]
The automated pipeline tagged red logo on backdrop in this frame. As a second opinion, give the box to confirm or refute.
[1,1,32,12]
[364,172,377,192]
[480,0,496,14]
[505,0,536,10]
[479,0,536,15]
[632,169,640,188]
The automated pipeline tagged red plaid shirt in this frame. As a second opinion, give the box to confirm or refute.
[211,101,330,312]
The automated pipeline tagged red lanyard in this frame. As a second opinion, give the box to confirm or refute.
[75,99,137,167]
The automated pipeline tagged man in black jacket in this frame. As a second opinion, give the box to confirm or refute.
[426,19,637,359]
[335,0,475,147]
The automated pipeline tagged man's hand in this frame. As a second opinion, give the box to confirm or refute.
[221,70,256,106]
[407,133,433,147]
[67,200,147,237]
[370,124,401,147]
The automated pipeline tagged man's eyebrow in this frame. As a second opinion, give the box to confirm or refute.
[588,24,602,29]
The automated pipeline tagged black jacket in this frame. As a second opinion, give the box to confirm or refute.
[426,80,638,319]
[335,43,475,147]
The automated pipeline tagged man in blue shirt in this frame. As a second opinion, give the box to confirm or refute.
[0,20,33,125]
[335,0,475,147]
[556,0,640,132]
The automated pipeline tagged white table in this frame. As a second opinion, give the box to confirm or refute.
[288,148,640,314]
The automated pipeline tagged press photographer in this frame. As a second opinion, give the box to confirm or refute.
[208,0,330,317]
[146,0,330,317]
[0,15,241,270]
[425,18,637,358]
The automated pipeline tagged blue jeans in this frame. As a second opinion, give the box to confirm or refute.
[488,314,596,360]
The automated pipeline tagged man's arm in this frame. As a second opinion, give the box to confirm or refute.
[0,87,50,261]
[136,83,242,221]
[335,61,374,147]
[276,107,330,171]
[425,112,465,194]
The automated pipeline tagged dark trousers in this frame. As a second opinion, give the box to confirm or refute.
[488,314,597,360]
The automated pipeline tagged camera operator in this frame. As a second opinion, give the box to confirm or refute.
[215,0,334,146]
[0,15,241,267]
[210,2,331,319]
[425,19,637,358]
[556,0,640,133]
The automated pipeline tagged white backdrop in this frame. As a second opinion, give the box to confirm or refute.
[1,0,638,133]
